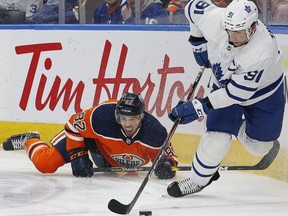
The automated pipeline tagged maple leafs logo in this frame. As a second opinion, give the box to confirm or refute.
[245,5,251,13]
[212,63,229,87]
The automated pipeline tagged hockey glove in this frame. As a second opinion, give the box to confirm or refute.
[69,148,94,177]
[168,98,209,124]
[155,157,176,179]
[188,35,210,68]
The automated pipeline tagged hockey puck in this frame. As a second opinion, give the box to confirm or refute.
[139,210,152,216]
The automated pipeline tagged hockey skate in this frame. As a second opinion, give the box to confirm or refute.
[167,171,220,197]
[2,132,40,151]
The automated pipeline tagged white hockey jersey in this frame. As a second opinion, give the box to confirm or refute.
[185,0,284,108]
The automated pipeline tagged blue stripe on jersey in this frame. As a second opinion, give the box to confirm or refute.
[250,74,283,99]
[230,79,258,92]
[187,0,195,24]
[226,80,257,102]
[226,90,248,102]
[226,74,283,102]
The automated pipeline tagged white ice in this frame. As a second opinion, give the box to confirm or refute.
[0,150,287,216]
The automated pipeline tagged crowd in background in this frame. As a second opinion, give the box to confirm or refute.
[0,0,287,25]
[253,0,288,25]
[0,0,78,24]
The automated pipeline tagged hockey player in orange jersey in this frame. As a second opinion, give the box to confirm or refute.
[2,92,178,179]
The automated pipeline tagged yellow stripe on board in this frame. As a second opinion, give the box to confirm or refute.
[0,121,64,145]
[172,133,288,183]
[0,121,287,183]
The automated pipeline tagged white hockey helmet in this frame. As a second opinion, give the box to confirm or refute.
[222,0,258,38]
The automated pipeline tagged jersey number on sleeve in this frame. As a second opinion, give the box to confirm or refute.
[244,69,264,83]
[194,1,210,14]
[73,112,86,131]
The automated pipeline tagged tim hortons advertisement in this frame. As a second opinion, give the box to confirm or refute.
[0,30,209,132]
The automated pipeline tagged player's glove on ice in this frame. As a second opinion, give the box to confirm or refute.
[69,148,94,177]
[168,99,209,124]
[188,35,210,68]
[155,156,176,179]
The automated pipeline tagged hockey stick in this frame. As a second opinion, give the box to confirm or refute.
[93,139,280,173]
[107,66,206,215]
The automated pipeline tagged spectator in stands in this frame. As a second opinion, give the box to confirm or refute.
[93,0,126,24]
[122,0,170,24]
[255,0,288,25]
[0,0,43,24]
[166,0,190,24]
[0,6,24,24]
[31,0,79,24]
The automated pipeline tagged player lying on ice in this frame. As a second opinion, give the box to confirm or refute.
[2,92,178,179]
[167,0,285,197]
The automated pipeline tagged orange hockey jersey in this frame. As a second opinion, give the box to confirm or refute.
[63,100,178,168]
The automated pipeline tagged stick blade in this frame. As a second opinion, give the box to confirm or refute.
[256,139,280,169]
[108,199,131,215]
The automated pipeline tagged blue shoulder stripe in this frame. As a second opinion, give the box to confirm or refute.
[187,0,195,24]
[230,79,258,92]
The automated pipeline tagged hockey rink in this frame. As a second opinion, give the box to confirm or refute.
[1,150,288,216]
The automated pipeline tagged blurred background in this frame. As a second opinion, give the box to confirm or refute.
[0,0,287,25]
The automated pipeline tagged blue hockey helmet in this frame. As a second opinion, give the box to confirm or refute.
[115,92,145,123]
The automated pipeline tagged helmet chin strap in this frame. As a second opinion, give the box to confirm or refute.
[227,24,256,47]
[245,26,256,43]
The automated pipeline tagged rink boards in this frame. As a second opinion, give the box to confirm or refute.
[0,121,287,183]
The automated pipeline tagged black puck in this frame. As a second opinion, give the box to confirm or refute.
[139,210,152,216]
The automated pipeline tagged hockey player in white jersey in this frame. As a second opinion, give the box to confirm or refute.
[167,0,285,197]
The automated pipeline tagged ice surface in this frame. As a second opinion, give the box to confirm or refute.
[0,151,287,216]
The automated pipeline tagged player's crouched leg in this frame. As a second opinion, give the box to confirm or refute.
[25,138,66,173]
